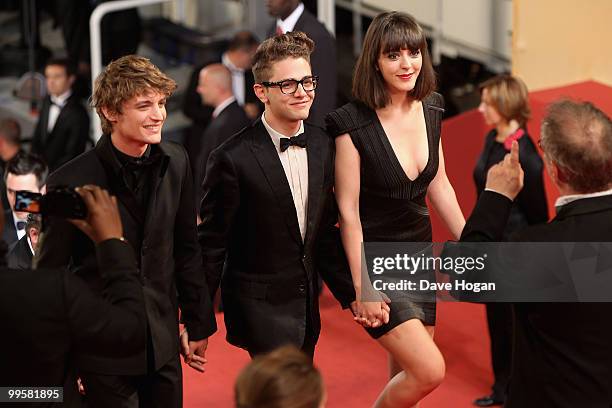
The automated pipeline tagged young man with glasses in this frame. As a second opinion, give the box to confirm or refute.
[198,31,355,358]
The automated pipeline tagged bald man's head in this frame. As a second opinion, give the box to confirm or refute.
[197,64,233,107]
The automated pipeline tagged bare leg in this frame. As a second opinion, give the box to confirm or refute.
[374,320,445,408]
[387,325,436,379]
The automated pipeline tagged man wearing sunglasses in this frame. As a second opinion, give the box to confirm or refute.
[198,31,355,358]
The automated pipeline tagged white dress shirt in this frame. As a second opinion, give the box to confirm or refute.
[47,89,72,132]
[276,2,304,34]
[555,188,612,211]
[222,53,246,106]
[12,213,26,241]
[27,236,35,256]
[261,113,309,240]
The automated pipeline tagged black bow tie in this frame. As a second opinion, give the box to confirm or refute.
[279,134,307,152]
[124,153,161,170]
[16,221,26,230]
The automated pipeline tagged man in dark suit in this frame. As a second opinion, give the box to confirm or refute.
[35,55,216,408]
[199,32,354,358]
[31,57,90,171]
[7,213,40,269]
[2,152,48,247]
[0,185,146,408]
[182,31,260,174]
[193,63,251,207]
[462,100,612,408]
[266,0,337,127]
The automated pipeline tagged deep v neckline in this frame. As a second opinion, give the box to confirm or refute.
[373,102,433,183]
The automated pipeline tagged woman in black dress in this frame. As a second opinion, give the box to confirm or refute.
[472,75,548,407]
[327,12,465,407]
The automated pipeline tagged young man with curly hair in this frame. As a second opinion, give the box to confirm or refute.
[35,55,216,408]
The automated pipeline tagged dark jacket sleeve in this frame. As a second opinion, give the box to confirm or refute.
[64,239,145,356]
[315,139,355,307]
[198,147,240,300]
[461,191,514,242]
[54,105,90,169]
[517,141,548,224]
[316,190,355,308]
[173,147,217,340]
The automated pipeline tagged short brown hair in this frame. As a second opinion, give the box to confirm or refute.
[235,346,324,408]
[92,55,177,134]
[479,74,531,126]
[251,31,314,83]
[228,31,259,52]
[353,11,436,109]
[540,99,612,193]
[0,118,21,145]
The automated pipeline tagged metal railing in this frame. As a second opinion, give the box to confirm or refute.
[89,0,183,141]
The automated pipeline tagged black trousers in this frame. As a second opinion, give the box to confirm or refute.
[80,354,182,408]
[485,303,514,398]
[248,333,317,361]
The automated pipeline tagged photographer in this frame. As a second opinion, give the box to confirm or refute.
[0,185,145,406]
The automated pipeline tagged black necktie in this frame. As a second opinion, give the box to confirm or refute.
[16,221,26,231]
[280,134,307,152]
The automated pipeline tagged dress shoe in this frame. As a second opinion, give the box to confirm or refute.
[473,394,504,407]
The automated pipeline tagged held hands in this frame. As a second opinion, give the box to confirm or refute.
[180,329,209,373]
[485,141,524,201]
[350,293,391,328]
[68,185,123,243]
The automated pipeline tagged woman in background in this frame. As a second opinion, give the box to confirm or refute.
[327,11,465,407]
[473,74,548,407]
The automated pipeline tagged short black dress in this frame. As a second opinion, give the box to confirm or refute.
[326,92,445,338]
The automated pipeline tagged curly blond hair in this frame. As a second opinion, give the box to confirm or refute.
[92,55,177,134]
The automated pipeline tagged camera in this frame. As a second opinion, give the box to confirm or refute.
[15,186,87,219]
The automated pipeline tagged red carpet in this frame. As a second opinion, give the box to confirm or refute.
[183,294,492,407]
[183,81,612,407]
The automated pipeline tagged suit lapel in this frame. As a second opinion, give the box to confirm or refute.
[50,98,71,135]
[250,120,302,246]
[40,98,51,143]
[304,127,323,247]
[142,149,170,237]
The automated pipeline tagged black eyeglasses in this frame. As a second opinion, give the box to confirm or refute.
[261,76,319,94]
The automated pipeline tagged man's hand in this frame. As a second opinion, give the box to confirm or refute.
[180,329,208,373]
[69,185,123,243]
[350,296,390,328]
[485,141,524,201]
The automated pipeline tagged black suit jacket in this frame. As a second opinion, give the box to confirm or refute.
[182,56,259,171]
[7,234,32,269]
[198,119,354,354]
[268,8,337,127]
[1,209,17,246]
[194,101,251,206]
[35,135,216,375]
[462,191,612,408]
[0,239,145,408]
[31,93,90,171]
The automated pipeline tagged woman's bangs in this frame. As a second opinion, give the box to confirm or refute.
[380,23,425,54]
